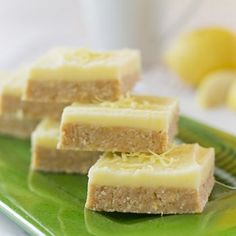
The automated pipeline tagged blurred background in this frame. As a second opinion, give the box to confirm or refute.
[1,0,236,234]
[1,0,236,68]
[0,0,236,126]
[1,0,236,135]
[0,2,235,146]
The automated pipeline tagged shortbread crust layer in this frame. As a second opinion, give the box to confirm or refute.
[1,94,68,119]
[23,100,69,119]
[59,123,176,153]
[86,172,214,214]
[25,72,139,103]
[0,115,38,139]
[32,146,100,174]
[0,94,21,114]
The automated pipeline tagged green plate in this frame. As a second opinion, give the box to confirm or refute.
[0,116,236,236]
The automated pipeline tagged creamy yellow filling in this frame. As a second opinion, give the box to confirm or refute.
[29,48,141,81]
[88,144,214,189]
[61,95,178,131]
[62,106,171,131]
[32,119,59,149]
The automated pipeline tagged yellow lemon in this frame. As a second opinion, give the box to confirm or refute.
[164,27,236,86]
[227,80,236,110]
[197,70,236,108]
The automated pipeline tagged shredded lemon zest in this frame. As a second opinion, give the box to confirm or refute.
[64,48,122,65]
[102,148,180,169]
[95,93,156,109]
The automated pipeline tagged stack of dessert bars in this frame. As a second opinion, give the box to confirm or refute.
[0,70,38,138]
[0,48,215,214]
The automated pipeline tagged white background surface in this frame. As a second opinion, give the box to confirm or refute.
[0,0,236,235]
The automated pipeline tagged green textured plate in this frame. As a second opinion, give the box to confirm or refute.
[0,116,236,236]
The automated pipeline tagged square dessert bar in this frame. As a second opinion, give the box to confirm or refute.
[31,119,100,174]
[0,114,38,139]
[0,70,38,138]
[0,68,69,119]
[58,95,179,154]
[24,48,141,103]
[0,68,27,114]
[86,144,215,214]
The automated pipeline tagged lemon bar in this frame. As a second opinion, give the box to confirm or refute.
[58,95,179,154]
[31,119,100,174]
[0,71,38,138]
[24,48,141,103]
[86,144,215,214]
[0,113,38,139]
[1,68,68,119]
[0,68,27,114]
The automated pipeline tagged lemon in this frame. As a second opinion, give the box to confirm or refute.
[197,70,236,108]
[164,27,236,86]
[227,80,236,110]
